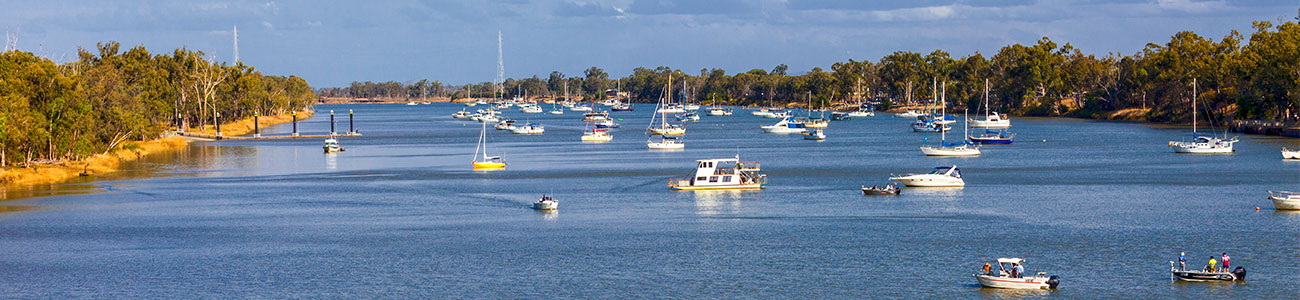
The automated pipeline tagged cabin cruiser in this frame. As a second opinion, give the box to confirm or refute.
[451,110,474,119]
[1170,261,1246,282]
[494,119,517,131]
[519,104,543,113]
[707,107,733,116]
[599,99,620,106]
[761,117,807,134]
[406,102,418,106]
[510,123,544,134]
[831,111,851,121]
[975,258,1061,290]
[920,142,980,156]
[847,108,875,117]
[583,111,611,122]
[570,105,593,112]
[751,108,774,117]
[1268,190,1300,210]
[657,104,686,114]
[595,120,621,129]
[890,166,965,187]
[669,156,766,190]
[896,110,923,118]
[683,104,701,111]
[648,125,686,136]
[765,111,791,119]
[969,112,1011,128]
[323,138,344,153]
[802,129,826,140]
[802,117,829,128]
[1169,135,1237,154]
[611,104,634,111]
[1283,147,1300,159]
[533,194,558,211]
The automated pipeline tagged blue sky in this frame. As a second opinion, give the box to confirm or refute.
[2,0,1295,87]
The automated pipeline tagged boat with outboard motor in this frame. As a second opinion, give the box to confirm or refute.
[861,184,900,196]
[890,165,965,187]
[1268,190,1300,210]
[1169,261,1246,282]
[970,129,1015,144]
[975,258,1061,290]
[533,194,558,211]
[1284,148,1300,159]
[323,137,344,153]
[831,111,851,121]
[708,107,733,116]
[669,156,766,190]
[802,129,826,140]
[510,123,544,134]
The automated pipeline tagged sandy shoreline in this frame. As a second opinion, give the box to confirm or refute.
[0,111,311,187]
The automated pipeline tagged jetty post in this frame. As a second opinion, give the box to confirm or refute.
[329,110,336,135]
[253,111,260,137]
[349,109,355,134]
[292,111,299,136]
[215,112,222,137]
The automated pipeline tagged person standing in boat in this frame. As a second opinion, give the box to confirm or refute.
[1178,252,1186,271]
[1221,253,1230,271]
[982,263,991,275]
[1012,262,1023,278]
[1206,257,1218,272]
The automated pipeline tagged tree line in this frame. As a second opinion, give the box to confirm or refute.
[0,41,316,166]
[334,15,1298,124]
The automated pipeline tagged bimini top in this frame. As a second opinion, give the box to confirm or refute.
[997,258,1025,264]
[696,155,741,163]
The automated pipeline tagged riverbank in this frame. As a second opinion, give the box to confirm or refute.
[0,111,310,187]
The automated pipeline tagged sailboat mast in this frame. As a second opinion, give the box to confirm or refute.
[940,81,946,142]
[475,121,486,160]
[1192,78,1197,136]
[984,78,990,118]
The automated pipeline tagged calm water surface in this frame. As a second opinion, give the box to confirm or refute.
[1,103,1298,298]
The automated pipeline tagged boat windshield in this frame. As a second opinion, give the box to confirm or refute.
[931,167,961,178]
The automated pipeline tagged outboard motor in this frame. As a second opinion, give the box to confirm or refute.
[1046,276,1061,289]
[1232,267,1246,281]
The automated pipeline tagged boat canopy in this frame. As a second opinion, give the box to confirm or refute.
[997,258,1025,264]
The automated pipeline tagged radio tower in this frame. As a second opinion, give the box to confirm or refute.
[232,25,239,62]
[495,31,504,98]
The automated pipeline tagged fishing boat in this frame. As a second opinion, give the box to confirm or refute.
[323,137,344,153]
[969,79,1011,128]
[1169,261,1246,282]
[890,166,965,187]
[1170,79,1237,154]
[970,129,1015,144]
[451,109,473,119]
[761,117,807,134]
[831,111,851,121]
[510,123,544,134]
[975,258,1061,290]
[668,156,766,190]
[861,184,900,196]
[647,135,685,150]
[802,129,826,140]
[708,107,733,116]
[1268,190,1300,210]
[471,122,506,169]
[532,194,558,211]
[1283,148,1300,159]
[677,112,700,122]
[648,75,687,136]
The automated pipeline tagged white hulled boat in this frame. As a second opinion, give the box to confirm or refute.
[761,116,807,134]
[510,123,544,134]
[919,86,980,156]
[1283,148,1300,159]
[890,166,964,187]
[647,135,685,150]
[1268,190,1300,210]
[648,75,687,136]
[533,194,558,211]
[669,156,766,190]
[708,107,733,116]
[974,258,1061,290]
[1170,79,1237,154]
[323,137,344,153]
[969,79,1011,128]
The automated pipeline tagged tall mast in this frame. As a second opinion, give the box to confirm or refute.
[940,81,946,142]
[984,78,990,118]
[1192,78,1197,136]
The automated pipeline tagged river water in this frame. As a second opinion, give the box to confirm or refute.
[0,103,1297,298]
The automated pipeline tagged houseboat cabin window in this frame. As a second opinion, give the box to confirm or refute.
[709,176,719,182]
[697,176,707,181]
[723,176,732,182]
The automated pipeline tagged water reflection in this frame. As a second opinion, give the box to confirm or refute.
[691,189,752,215]
[902,187,964,199]
[325,152,338,170]
[537,210,558,221]
[975,287,1052,299]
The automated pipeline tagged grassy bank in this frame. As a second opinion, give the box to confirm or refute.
[0,111,309,186]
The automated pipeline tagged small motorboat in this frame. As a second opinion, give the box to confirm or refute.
[406,102,418,106]
[520,105,543,113]
[595,120,621,129]
[583,111,611,122]
[533,194,558,211]
[847,109,875,117]
[1268,190,1300,210]
[707,107,732,116]
[1170,261,1246,282]
[765,111,790,119]
[683,104,701,111]
[861,184,900,196]
[677,112,700,122]
[451,110,474,119]
[1283,147,1300,159]
[647,136,684,150]
[803,117,829,128]
[890,165,964,187]
[510,123,544,134]
[581,128,613,142]
[830,111,851,121]
[611,104,634,111]
[656,104,686,114]
[549,109,564,115]
[802,129,826,140]
[323,138,344,153]
[895,110,922,118]
[494,119,517,131]
[975,258,1060,290]
[570,105,593,112]
[751,108,774,117]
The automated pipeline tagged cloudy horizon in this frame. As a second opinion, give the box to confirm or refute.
[2,0,1296,87]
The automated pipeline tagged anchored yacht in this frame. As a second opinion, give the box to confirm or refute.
[669,156,767,190]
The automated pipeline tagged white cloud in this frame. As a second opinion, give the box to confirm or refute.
[1155,0,1227,13]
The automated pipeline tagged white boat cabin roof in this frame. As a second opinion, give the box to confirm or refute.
[996,258,1025,264]
[695,156,740,163]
